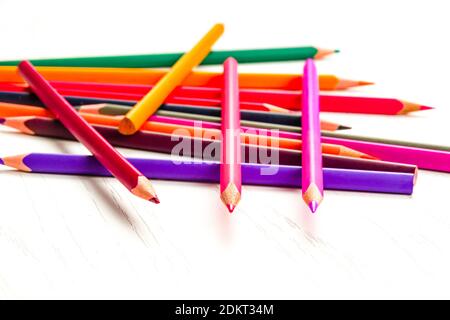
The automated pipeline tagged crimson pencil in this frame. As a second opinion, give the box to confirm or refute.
[220,58,241,212]
[17,61,159,202]
[301,59,323,213]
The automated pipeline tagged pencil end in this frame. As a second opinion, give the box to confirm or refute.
[398,101,431,114]
[357,81,375,86]
[221,183,241,213]
[314,48,339,59]
[2,117,36,135]
[0,118,5,125]
[303,183,323,214]
[1,154,32,171]
[118,117,138,135]
[131,176,159,203]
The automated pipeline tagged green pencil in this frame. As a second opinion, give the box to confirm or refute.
[0,47,338,68]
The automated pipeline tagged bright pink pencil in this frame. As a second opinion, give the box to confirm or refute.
[17,61,159,203]
[302,59,324,213]
[221,58,242,213]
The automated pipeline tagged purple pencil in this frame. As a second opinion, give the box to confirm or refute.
[0,116,418,176]
[302,59,323,213]
[0,153,415,195]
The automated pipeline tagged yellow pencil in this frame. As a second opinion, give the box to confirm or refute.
[119,23,225,135]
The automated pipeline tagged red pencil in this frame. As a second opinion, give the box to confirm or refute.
[220,58,242,213]
[0,82,429,115]
[17,61,159,203]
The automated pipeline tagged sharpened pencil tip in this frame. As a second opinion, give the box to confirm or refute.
[0,158,3,166]
[309,201,319,213]
[0,118,4,125]
[314,48,338,59]
[420,105,433,111]
[361,154,379,160]
[131,176,159,203]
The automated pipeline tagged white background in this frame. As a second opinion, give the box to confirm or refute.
[0,0,449,299]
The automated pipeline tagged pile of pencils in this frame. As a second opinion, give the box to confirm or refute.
[0,23,444,214]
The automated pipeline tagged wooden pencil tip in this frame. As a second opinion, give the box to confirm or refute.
[221,183,241,214]
[1,154,32,171]
[303,184,323,213]
[335,79,374,89]
[118,117,138,135]
[420,105,433,111]
[314,48,338,59]
[3,117,36,135]
[0,118,4,124]
[131,176,159,203]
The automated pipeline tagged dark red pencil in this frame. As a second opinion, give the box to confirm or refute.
[17,61,159,203]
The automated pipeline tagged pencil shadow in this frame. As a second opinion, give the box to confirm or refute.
[81,177,137,227]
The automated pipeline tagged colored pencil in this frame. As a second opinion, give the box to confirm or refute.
[0,153,414,195]
[0,66,371,91]
[0,97,350,131]
[0,116,418,176]
[301,59,323,213]
[17,61,159,202]
[0,47,338,68]
[221,58,241,212]
[120,24,225,134]
[36,81,424,114]
[0,87,428,115]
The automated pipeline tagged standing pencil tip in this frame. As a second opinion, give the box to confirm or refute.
[131,176,160,203]
[226,204,236,213]
[308,201,319,213]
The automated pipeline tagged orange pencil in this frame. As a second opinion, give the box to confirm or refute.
[0,67,371,91]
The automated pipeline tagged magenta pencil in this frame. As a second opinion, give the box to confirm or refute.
[220,58,242,213]
[302,59,324,213]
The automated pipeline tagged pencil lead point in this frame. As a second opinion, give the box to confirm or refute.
[361,154,378,160]
[309,201,319,213]
[420,105,433,111]
[314,48,338,59]
[358,81,375,86]
[226,204,236,213]
[150,196,160,204]
[0,158,3,165]
[0,118,4,124]
[337,125,352,130]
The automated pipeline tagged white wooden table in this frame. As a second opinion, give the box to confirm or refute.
[0,0,449,299]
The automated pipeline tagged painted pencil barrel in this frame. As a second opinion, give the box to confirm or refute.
[0,47,331,68]
[325,138,450,172]
[11,154,414,195]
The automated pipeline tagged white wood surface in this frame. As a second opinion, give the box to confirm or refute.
[0,0,449,299]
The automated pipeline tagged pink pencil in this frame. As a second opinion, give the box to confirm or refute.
[302,59,324,213]
[220,58,242,213]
